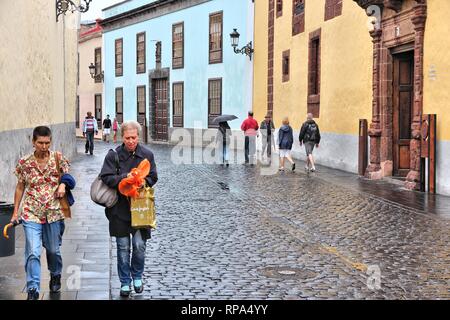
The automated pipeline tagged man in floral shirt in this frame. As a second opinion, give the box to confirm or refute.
[11,126,70,300]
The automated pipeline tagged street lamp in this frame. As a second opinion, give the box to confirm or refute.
[230,28,254,60]
[56,0,92,22]
[89,63,104,82]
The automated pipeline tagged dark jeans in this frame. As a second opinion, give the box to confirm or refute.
[244,136,256,164]
[85,131,95,154]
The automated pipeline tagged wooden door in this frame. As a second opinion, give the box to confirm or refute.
[153,78,168,141]
[393,51,414,177]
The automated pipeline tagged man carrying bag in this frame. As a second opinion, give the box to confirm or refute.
[99,121,158,298]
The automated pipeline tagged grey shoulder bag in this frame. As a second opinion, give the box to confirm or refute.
[90,149,120,208]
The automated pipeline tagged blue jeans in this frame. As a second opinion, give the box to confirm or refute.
[22,220,65,292]
[116,230,147,286]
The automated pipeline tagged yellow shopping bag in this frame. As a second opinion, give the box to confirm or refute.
[130,186,156,229]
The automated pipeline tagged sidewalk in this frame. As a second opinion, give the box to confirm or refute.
[308,164,450,220]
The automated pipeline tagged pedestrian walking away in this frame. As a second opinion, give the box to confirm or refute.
[217,121,232,167]
[113,117,120,144]
[298,113,321,172]
[260,113,275,161]
[83,111,98,155]
[240,111,259,165]
[99,121,158,298]
[103,115,112,143]
[278,117,295,172]
[11,126,72,300]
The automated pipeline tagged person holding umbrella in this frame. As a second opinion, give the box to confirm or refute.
[217,121,232,166]
[213,115,237,167]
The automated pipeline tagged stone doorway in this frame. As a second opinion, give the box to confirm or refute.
[354,0,427,191]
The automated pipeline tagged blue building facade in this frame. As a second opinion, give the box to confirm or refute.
[101,0,254,142]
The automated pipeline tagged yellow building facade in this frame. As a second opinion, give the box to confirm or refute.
[253,0,450,195]
[0,0,79,202]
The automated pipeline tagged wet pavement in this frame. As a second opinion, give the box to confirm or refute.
[0,139,449,300]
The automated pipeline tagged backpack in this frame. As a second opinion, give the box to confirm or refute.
[90,149,120,208]
[307,123,318,142]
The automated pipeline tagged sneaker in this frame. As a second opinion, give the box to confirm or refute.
[133,279,143,294]
[120,285,131,297]
[85,150,88,154]
[49,274,61,293]
[292,163,296,171]
[27,288,39,300]
[310,167,316,172]
[279,167,285,171]
[304,165,309,172]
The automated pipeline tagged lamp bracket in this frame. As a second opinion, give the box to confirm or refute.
[56,0,92,22]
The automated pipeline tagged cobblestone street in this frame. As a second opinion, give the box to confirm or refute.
[1,139,449,300]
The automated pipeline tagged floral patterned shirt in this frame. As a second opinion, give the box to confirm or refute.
[14,151,70,224]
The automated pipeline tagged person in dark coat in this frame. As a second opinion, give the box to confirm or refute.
[100,121,158,297]
[260,113,275,160]
[278,117,295,171]
[298,113,321,172]
[217,121,231,166]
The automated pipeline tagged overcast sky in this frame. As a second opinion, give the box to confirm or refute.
[81,0,124,21]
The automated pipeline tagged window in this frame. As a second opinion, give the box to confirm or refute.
[308,29,321,117]
[94,48,101,83]
[172,82,184,127]
[76,96,80,128]
[115,38,123,77]
[325,0,343,21]
[172,23,184,69]
[209,12,223,64]
[208,79,222,128]
[276,0,283,17]
[136,33,146,74]
[95,94,102,129]
[137,86,146,126]
[115,88,123,124]
[282,50,290,82]
[292,0,305,36]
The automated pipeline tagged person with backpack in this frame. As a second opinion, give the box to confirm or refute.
[298,113,321,172]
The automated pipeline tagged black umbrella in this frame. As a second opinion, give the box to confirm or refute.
[212,114,238,124]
